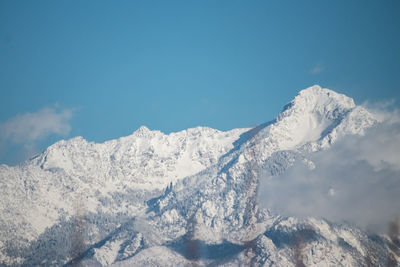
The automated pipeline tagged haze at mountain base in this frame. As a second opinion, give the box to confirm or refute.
[259,119,400,233]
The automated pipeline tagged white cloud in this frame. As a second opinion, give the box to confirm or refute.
[258,110,400,233]
[0,106,73,144]
[361,99,399,124]
[309,64,324,74]
[0,106,74,164]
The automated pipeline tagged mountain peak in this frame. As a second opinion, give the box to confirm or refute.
[131,125,155,138]
[251,85,376,152]
[135,125,150,133]
[280,85,356,121]
[0,86,390,266]
[296,85,355,110]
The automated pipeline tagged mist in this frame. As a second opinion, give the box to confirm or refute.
[258,115,400,233]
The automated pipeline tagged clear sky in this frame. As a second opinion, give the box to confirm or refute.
[0,0,399,164]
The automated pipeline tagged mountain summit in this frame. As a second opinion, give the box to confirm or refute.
[0,85,397,266]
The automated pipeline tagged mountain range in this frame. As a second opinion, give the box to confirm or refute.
[0,85,398,266]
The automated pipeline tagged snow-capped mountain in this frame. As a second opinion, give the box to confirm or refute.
[0,85,398,266]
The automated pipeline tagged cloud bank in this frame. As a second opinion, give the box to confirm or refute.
[259,111,400,233]
[0,106,73,163]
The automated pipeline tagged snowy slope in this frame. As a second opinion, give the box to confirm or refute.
[0,85,398,266]
[137,85,379,246]
[0,125,246,265]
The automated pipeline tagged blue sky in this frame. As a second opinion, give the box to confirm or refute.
[0,0,399,164]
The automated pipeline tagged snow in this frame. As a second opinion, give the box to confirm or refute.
[94,239,124,266]
[110,246,193,267]
[0,85,397,266]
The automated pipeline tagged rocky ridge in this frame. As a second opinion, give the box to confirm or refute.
[0,85,398,266]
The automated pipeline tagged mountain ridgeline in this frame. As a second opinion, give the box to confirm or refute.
[0,85,398,266]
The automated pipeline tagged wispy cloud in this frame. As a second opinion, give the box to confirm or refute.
[0,106,74,163]
[259,107,400,233]
[309,64,324,74]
